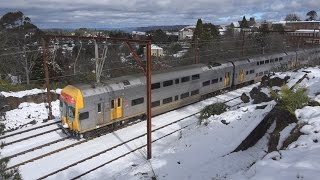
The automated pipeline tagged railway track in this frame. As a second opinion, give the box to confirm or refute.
[3,88,243,171]
[36,95,243,179]
[0,121,59,140]
[4,118,145,170]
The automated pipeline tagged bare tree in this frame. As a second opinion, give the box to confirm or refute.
[285,14,301,21]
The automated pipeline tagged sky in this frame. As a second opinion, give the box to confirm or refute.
[0,0,319,29]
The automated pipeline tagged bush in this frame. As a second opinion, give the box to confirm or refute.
[199,103,228,121]
[271,85,310,114]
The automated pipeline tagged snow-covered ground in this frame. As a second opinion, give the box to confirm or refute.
[1,67,320,179]
[0,88,61,98]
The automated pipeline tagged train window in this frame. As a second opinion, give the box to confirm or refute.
[181,76,190,83]
[279,57,283,61]
[152,101,160,107]
[220,77,223,82]
[123,80,130,86]
[260,61,265,65]
[275,58,279,61]
[79,112,89,120]
[181,92,189,99]
[202,80,210,86]
[192,74,200,80]
[270,59,274,63]
[111,100,115,108]
[191,89,199,96]
[256,73,258,77]
[163,80,173,87]
[257,62,259,66]
[175,78,180,84]
[132,97,144,106]
[163,97,173,104]
[246,71,249,75]
[117,98,121,107]
[151,83,160,90]
[98,103,101,113]
[265,60,270,64]
[264,71,269,75]
[250,70,255,74]
[175,95,179,101]
[259,72,263,76]
[211,78,218,84]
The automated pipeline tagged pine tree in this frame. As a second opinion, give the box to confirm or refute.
[193,18,203,42]
[240,16,249,28]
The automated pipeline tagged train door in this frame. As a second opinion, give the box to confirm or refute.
[110,98,123,120]
[239,69,244,83]
[97,103,104,125]
[224,72,231,87]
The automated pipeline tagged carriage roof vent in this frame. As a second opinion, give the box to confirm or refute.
[123,80,130,86]
[208,62,221,68]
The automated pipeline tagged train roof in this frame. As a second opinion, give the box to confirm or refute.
[73,62,233,97]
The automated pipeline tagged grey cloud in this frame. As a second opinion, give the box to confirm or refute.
[0,0,318,28]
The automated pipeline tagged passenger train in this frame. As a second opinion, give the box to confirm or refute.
[59,47,320,135]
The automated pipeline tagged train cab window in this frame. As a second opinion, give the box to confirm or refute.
[175,95,179,101]
[270,59,274,63]
[220,77,223,82]
[98,103,101,113]
[175,78,180,84]
[151,83,161,90]
[181,92,189,99]
[181,76,190,83]
[202,80,210,86]
[192,74,200,80]
[68,106,75,118]
[191,89,199,96]
[250,70,255,74]
[152,101,160,107]
[79,112,89,120]
[257,62,259,66]
[111,100,115,108]
[279,57,283,61]
[265,60,270,64]
[163,97,173,104]
[132,97,144,106]
[211,78,218,84]
[163,80,173,87]
[260,61,265,65]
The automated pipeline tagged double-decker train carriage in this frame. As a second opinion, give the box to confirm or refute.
[59,47,320,136]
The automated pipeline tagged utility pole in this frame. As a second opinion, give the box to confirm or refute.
[241,30,245,56]
[42,38,53,121]
[146,42,152,160]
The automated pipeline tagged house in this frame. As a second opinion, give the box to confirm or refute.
[144,44,164,57]
[178,25,196,40]
[285,21,320,31]
[132,31,147,40]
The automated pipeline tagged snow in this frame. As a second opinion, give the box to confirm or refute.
[3,100,60,130]
[0,88,61,98]
[3,66,320,179]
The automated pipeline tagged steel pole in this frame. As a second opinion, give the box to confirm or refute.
[146,41,152,159]
[42,38,53,121]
